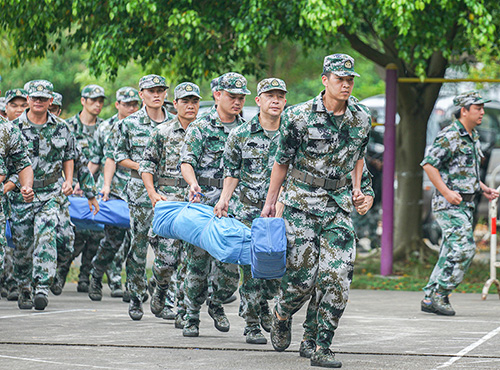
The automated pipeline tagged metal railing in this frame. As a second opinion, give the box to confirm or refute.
[481,164,500,300]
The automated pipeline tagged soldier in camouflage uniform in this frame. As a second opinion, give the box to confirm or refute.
[4,88,29,122]
[0,97,6,118]
[179,72,250,337]
[8,80,77,310]
[261,54,371,368]
[61,84,106,293]
[214,78,288,345]
[88,87,141,300]
[421,91,499,316]
[114,75,174,320]
[48,92,63,116]
[0,108,33,277]
[140,82,201,325]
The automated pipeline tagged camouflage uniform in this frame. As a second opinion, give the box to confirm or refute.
[421,118,483,297]
[222,81,287,330]
[0,117,32,274]
[139,115,189,306]
[115,102,174,301]
[274,81,371,350]
[9,104,76,297]
[64,104,104,288]
[179,74,249,326]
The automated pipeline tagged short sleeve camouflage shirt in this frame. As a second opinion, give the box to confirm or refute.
[66,112,102,164]
[139,116,187,200]
[421,120,482,211]
[0,117,31,176]
[275,92,371,215]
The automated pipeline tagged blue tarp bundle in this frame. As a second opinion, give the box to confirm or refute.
[152,201,251,265]
[68,196,130,230]
[5,220,15,249]
[250,217,287,279]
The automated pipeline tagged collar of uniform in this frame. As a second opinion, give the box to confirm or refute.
[312,90,354,125]
[140,105,170,125]
[209,105,245,128]
[249,114,264,133]
[17,109,58,129]
[171,116,185,132]
[454,119,479,140]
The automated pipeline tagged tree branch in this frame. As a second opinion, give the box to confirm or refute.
[339,27,392,67]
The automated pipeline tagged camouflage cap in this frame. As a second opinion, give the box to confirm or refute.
[174,82,202,100]
[139,74,168,90]
[210,77,220,92]
[116,87,140,102]
[453,90,491,107]
[27,80,54,99]
[5,88,28,104]
[0,97,5,112]
[218,72,251,95]
[81,84,106,99]
[257,78,288,95]
[323,54,360,77]
[52,92,63,106]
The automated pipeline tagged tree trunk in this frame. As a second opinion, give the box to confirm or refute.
[393,82,442,260]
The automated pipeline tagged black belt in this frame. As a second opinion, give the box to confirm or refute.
[158,177,187,187]
[291,168,351,190]
[198,177,224,189]
[460,193,477,202]
[33,174,60,188]
[240,192,264,209]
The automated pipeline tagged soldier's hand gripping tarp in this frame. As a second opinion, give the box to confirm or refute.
[152,200,251,265]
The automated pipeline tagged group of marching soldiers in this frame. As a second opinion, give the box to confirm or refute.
[0,53,376,368]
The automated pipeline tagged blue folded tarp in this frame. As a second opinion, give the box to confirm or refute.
[250,217,287,279]
[68,196,130,230]
[5,220,15,249]
[152,201,251,265]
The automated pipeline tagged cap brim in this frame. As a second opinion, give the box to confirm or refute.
[119,97,141,103]
[5,95,27,104]
[29,93,53,99]
[140,84,168,90]
[333,71,360,77]
[223,88,251,95]
[258,87,288,95]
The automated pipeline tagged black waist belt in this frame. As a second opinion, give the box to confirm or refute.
[198,177,224,189]
[459,193,476,202]
[33,174,60,188]
[158,177,188,187]
[290,168,351,190]
[240,192,264,209]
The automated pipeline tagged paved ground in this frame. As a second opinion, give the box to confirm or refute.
[1,286,500,370]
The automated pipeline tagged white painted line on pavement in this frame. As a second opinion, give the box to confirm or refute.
[0,309,94,319]
[434,324,500,369]
[0,354,120,369]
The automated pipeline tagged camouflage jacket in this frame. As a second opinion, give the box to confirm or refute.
[275,92,371,215]
[104,119,130,199]
[421,119,482,211]
[0,117,31,177]
[180,105,245,205]
[10,110,76,202]
[115,105,174,207]
[223,114,280,206]
[89,114,126,198]
[66,112,102,164]
[139,116,187,201]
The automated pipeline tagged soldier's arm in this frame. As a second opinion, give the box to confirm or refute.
[423,163,462,205]
[62,159,74,196]
[180,163,202,202]
[351,158,365,207]
[101,157,116,201]
[480,181,499,201]
[214,177,239,218]
[261,161,289,218]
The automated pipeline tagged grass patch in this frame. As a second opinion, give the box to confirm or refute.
[352,252,491,293]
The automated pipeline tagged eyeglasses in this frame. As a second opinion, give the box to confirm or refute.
[30,96,50,102]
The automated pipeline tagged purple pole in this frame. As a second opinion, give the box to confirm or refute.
[380,64,397,276]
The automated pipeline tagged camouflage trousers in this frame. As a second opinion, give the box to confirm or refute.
[174,245,188,312]
[276,205,356,349]
[106,235,128,288]
[423,208,476,297]
[71,228,104,283]
[184,244,240,321]
[239,264,280,325]
[149,228,182,288]
[0,247,16,292]
[0,208,5,275]
[55,198,75,273]
[91,223,129,283]
[10,196,59,295]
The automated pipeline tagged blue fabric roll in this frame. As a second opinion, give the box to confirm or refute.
[250,217,287,279]
[153,201,251,265]
[68,196,130,230]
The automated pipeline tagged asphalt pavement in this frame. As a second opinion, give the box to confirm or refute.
[1,285,500,369]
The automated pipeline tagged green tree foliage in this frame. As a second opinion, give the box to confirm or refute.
[3,0,497,258]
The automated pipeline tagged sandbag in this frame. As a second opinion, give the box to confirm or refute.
[250,217,287,279]
[152,201,251,265]
[68,196,130,230]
